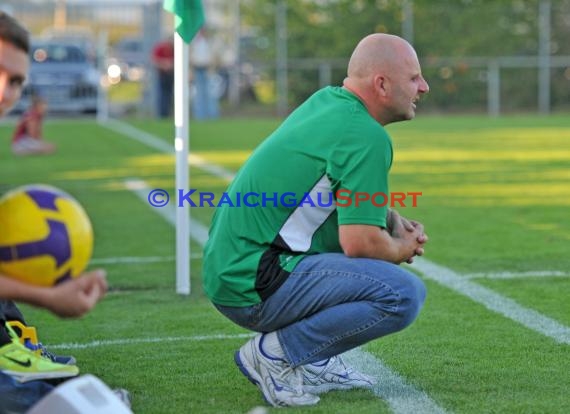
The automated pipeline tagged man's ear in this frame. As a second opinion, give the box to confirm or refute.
[373,74,389,97]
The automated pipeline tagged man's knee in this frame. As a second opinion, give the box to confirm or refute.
[396,272,426,329]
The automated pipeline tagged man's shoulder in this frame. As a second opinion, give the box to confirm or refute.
[310,86,352,103]
[295,86,365,120]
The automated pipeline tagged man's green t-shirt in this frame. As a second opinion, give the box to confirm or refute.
[202,86,393,307]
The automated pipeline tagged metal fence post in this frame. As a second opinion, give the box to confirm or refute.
[275,0,288,117]
[318,63,332,88]
[228,0,241,106]
[538,0,551,114]
[97,30,109,123]
[487,60,500,117]
[141,1,163,117]
[402,0,414,45]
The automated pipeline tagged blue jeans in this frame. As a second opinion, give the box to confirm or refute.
[215,253,426,367]
[0,300,25,323]
[192,68,219,120]
[156,69,174,118]
[0,372,54,413]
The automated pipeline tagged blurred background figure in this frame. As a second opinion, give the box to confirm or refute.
[190,29,219,120]
[11,95,56,156]
[151,36,174,118]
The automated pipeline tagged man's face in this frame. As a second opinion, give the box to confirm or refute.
[0,39,29,117]
[386,48,429,123]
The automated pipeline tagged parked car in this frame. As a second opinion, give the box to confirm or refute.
[13,40,99,114]
[107,36,146,82]
[40,26,97,64]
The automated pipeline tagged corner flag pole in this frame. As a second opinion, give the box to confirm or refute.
[174,32,190,295]
[163,0,205,295]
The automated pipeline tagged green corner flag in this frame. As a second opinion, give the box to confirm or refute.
[163,0,205,43]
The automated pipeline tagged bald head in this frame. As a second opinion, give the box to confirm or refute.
[347,34,414,79]
[343,33,429,125]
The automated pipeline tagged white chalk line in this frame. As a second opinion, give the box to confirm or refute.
[89,252,567,281]
[413,258,570,345]
[463,270,569,280]
[345,349,447,414]
[49,333,254,350]
[47,329,445,414]
[124,178,210,245]
[90,254,202,265]
[102,118,236,182]
[102,118,173,153]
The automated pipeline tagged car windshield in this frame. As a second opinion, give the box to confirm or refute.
[116,39,142,53]
[31,44,87,64]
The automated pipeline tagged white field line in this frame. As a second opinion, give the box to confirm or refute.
[101,118,236,181]
[102,118,173,153]
[49,330,445,414]
[47,329,445,413]
[345,349,446,414]
[464,270,569,280]
[112,117,445,414]
[413,258,570,345]
[89,260,565,278]
[124,178,210,245]
[90,254,202,265]
[49,333,254,350]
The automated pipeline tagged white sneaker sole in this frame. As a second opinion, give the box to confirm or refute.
[303,381,374,394]
[2,368,79,383]
[234,341,320,407]
[234,348,279,406]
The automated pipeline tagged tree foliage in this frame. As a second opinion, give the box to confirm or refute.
[241,0,570,112]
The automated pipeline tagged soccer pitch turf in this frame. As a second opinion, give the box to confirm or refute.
[1,114,569,413]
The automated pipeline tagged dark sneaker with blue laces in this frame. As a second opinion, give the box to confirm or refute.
[25,340,77,365]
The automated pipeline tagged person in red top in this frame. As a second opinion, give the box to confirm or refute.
[11,95,55,156]
[151,37,174,118]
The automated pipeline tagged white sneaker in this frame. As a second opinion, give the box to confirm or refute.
[301,355,377,394]
[234,334,320,407]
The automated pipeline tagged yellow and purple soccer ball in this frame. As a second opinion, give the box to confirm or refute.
[0,185,93,287]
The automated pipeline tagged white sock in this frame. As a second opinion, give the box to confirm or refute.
[260,332,285,359]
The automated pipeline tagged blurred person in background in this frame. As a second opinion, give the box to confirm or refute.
[11,94,56,156]
[151,36,174,118]
[190,28,219,120]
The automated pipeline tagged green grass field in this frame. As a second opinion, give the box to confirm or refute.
[1,114,569,413]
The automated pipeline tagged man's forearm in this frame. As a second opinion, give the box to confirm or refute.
[339,225,418,264]
[0,275,51,308]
